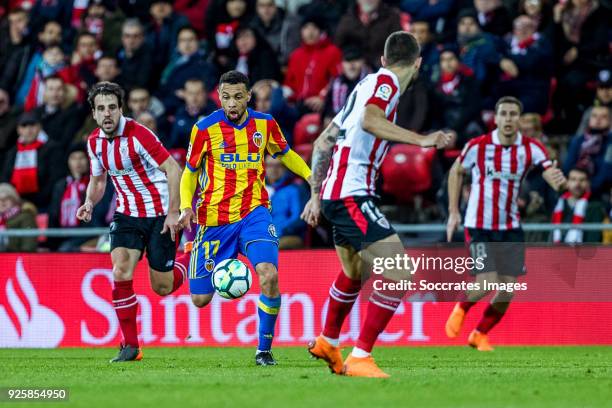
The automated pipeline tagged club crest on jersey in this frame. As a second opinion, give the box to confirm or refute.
[375,84,392,101]
[268,224,277,238]
[205,259,215,272]
[252,132,263,147]
[119,145,128,155]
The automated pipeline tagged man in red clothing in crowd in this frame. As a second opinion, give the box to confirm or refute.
[283,15,342,115]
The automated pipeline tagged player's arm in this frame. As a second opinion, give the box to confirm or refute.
[178,125,208,230]
[542,161,567,192]
[300,121,340,227]
[446,158,466,242]
[362,104,452,148]
[77,172,107,223]
[278,149,312,181]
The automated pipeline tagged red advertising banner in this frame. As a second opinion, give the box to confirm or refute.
[1,251,611,348]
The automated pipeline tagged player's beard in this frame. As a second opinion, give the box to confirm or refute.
[226,107,246,124]
[101,119,118,137]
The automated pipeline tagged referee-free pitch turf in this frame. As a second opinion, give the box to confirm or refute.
[1,346,611,408]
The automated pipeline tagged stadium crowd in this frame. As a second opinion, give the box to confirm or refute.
[0,0,610,251]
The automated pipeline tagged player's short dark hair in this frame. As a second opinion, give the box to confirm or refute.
[495,96,523,114]
[384,31,420,67]
[88,81,125,110]
[219,70,250,89]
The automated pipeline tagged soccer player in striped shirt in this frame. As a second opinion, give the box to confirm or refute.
[445,96,567,351]
[177,71,312,366]
[77,82,191,362]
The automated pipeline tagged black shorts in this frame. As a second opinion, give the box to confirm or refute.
[321,196,395,251]
[466,228,525,277]
[110,212,177,272]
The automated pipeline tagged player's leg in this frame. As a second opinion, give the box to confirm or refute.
[240,207,281,366]
[446,230,496,338]
[146,218,189,296]
[189,223,239,308]
[107,213,146,362]
[110,247,143,362]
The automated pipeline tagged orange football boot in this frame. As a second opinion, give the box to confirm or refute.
[343,355,390,378]
[308,336,344,374]
[445,303,466,338]
[468,330,494,351]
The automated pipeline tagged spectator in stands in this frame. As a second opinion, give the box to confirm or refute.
[94,55,121,84]
[519,113,554,155]
[173,0,209,38]
[168,79,217,149]
[430,48,483,146]
[397,76,430,134]
[284,16,342,114]
[250,0,301,65]
[3,20,61,103]
[47,144,91,251]
[20,44,66,112]
[0,8,32,98]
[206,0,253,69]
[577,69,612,134]
[33,75,84,149]
[29,0,72,35]
[135,111,160,135]
[126,87,165,120]
[409,20,440,84]
[551,167,606,243]
[553,0,611,130]
[0,89,20,163]
[80,0,125,56]
[456,9,518,107]
[474,0,512,37]
[61,31,100,104]
[227,26,281,83]
[335,0,402,69]
[252,79,298,144]
[400,0,454,30]
[519,0,554,39]
[146,0,190,82]
[265,155,308,249]
[496,15,553,115]
[117,18,153,91]
[322,46,369,126]
[563,106,612,196]
[0,111,63,211]
[0,183,37,253]
[157,26,218,114]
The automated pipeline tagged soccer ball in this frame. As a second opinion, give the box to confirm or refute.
[212,259,252,299]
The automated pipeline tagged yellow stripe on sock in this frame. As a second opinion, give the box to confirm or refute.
[258,300,280,315]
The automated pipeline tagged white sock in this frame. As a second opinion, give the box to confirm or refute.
[322,335,339,347]
[351,347,370,358]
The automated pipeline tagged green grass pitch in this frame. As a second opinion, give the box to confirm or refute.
[1,346,611,408]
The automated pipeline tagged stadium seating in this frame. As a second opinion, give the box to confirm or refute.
[380,144,436,204]
[293,113,321,146]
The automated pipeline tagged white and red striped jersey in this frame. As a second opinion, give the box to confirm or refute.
[87,116,171,218]
[321,67,400,200]
[461,130,552,230]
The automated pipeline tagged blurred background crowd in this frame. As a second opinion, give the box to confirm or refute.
[0,0,610,252]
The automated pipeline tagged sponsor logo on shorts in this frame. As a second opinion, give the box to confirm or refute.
[205,259,215,272]
[165,260,174,268]
[268,224,277,238]
[110,222,117,232]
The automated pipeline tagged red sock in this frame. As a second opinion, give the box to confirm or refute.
[322,271,361,339]
[112,280,139,347]
[476,303,507,334]
[459,301,476,313]
[356,278,404,353]
[169,252,190,294]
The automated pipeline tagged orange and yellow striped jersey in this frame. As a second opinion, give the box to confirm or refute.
[185,108,289,226]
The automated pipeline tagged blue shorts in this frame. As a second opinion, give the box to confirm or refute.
[189,206,279,295]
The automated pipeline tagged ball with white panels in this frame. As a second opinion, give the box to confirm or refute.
[212,258,252,299]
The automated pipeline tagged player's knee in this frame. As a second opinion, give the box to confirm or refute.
[256,263,278,289]
[112,264,132,281]
[152,282,172,296]
[191,294,213,308]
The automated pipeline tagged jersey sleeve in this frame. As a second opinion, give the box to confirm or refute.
[266,118,289,158]
[136,127,170,167]
[530,139,552,169]
[87,138,104,177]
[365,74,398,112]
[186,125,209,171]
[459,138,479,169]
